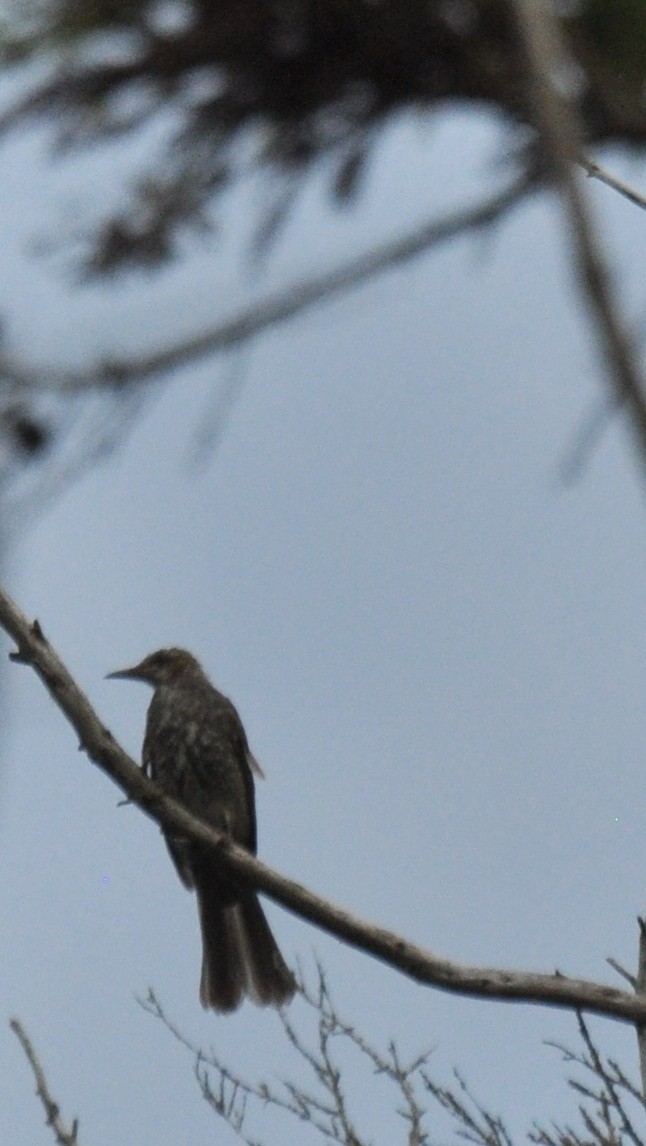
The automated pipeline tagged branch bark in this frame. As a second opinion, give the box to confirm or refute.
[1,580,645,1024]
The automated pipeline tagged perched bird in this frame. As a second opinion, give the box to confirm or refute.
[107,648,295,1013]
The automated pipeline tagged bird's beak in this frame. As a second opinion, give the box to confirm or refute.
[106,664,143,681]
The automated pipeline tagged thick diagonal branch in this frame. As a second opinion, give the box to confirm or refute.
[0,580,643,1024]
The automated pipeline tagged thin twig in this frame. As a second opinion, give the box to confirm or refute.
[607,957,637,991]
[10,1019,80,1146]
[579,157,646,213]
[539,1011,646,1146]
[422,1068,514,1146]
[576,1012,645,1146]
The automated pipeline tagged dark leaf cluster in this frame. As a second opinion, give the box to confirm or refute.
[1,1,645,275]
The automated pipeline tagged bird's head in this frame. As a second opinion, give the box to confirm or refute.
[107,647,201,687]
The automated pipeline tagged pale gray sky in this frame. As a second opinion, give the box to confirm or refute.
[2,105,646,1144]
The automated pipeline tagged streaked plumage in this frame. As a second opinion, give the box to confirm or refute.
[108,648,295,1013]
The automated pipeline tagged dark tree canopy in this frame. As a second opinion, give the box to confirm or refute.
[1,0,646,275]
[0,0,645,505]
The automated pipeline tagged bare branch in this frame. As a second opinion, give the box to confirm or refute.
[536,1013,646,1146]
[608,920,646,1103]
[636,921,646,1101]
[10,1019,80,1146]
[143,971,431,1146]
[422,1068,514,1146]
[576,1012,645,1146]
[141,988,350,1146]
[607,958,637,991]
[0,177,528,396]
[147,966,646,1146]
[507,0,646,477]
[1,580,646,1023]
[579,158,646,214]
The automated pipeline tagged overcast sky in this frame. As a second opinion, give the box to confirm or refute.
[2,102,646,1145]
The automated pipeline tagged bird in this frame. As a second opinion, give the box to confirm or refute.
[107,647,295,1013]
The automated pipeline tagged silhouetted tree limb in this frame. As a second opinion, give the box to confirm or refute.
[0,174,529,397]
[0,171,530,510]
[509,0,646,477]
[1,579,646,1025]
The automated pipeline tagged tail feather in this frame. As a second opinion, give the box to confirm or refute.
[195,877,295,1013]
[196,891,245,1012]
[236,892,296,1008]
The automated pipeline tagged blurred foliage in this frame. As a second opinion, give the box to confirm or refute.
[0,0,645,502]
[0,0,645,276]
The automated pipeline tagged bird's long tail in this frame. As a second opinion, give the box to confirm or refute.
[195,876,295,1013]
